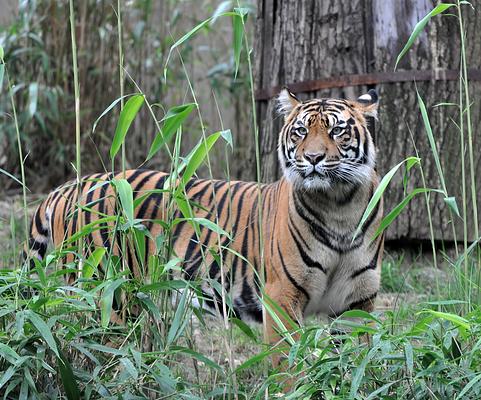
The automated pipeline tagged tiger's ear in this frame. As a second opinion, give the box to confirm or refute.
[277,87,300,116]
[356,89,379,119]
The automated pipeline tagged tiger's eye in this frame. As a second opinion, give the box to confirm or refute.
[297,126,308,135]
[331,126,343,135]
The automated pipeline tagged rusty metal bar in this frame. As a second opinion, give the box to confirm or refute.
[255,69,481,101]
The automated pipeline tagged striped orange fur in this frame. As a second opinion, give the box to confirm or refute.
[27,89,384,353]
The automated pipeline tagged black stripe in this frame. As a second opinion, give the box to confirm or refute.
[352,127,361,158]
[268,182,282,267]
[288,213,311,252]
[361,127,370,164]
[204,182,242,279]
[336,185,359,206]
[49,187,67,243]
[292,192,337,250]
[359,184,381,235]
[350,238,383,279]
[83,174,103,245]
[225,183,254,292]
[132,171,160,199]
[29,237,47,254]
[136,174,168,221]
[293,191,365,252]
[98,173,114,248]
[34,207,48,236]
[290,222,326,273]
[126,169,146,185]
[182,181,227,278]
[347,292,377,311]
[329,292,378,318]
[276,242,310,301]
[62,187,76,235]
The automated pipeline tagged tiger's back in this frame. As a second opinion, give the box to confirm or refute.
[28,169,279,322]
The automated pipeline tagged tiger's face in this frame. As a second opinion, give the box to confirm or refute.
[277,89,379,191]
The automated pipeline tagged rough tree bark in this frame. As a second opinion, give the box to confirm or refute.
[254,0,481,242]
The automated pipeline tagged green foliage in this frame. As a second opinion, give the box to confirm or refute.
[1,1,480,399]
[110,94,145,160]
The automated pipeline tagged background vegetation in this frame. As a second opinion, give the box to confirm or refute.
[0,0,480,399]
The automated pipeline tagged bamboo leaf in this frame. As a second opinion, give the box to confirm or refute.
[112,178,134,223]
[172,217,230,238]
[120,357,138,380]
[0,168,29,191]
[235,350,274,372]
[353,157,420,241]
[100,278,126,328]
[146,103,196,161]
[167,287,190,346]
[230,318,258,342]
[180,131,222,186]
[92,94,132,133]
[444,196,460,217]
[25,311,59,358]
[340,309,381,324]
[27,82,38,118]
[110,94,144,159]
[419,309,470,332]
[83,247,106,279]
[350,344,381,398]
[232,12,244,78]
[220,128,233,149]
[417,92,447,193]
[56,342,80,400]
[0,64,4,92]
[171,346,223,372]
[456,373,481,399]
[395,3,456,69]
[373,187,443,240]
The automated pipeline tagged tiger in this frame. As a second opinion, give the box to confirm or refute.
[26,88,383,354]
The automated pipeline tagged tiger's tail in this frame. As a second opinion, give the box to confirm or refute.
[24,199,50,266]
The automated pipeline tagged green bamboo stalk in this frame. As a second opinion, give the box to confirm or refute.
[235,4,269,397]
[457,1,478,312]
[117,0,126,176]
[457,1,478,242]
[69,0,83,257]
[6,74,28,250]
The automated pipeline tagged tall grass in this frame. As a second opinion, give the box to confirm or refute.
[0,1,480,399]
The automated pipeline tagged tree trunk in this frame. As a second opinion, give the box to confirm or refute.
[254,0,481,242]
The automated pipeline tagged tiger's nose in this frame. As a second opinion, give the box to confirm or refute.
[304,152,325,165]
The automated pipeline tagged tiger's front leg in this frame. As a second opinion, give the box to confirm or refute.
[264,280,308,391]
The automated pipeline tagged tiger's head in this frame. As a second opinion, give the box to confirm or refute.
[277,88,379,191]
